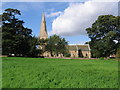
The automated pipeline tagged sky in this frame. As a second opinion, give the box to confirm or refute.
[1,0,119,44]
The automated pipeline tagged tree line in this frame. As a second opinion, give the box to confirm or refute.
[1,8,120,58]
[1,8,68,57]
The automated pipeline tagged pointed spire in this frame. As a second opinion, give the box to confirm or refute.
[39,12,48,39]
[42,12,45,22]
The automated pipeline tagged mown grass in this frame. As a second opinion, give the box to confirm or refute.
[2,57,118,88]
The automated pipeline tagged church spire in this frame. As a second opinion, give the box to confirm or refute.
[39,12,48,39]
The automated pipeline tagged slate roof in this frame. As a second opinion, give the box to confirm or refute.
[68,44,90,51]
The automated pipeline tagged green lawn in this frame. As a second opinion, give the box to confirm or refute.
[2,57,118,88]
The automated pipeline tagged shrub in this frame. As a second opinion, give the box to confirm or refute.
[99,57,105,60]
[64,53,71,57]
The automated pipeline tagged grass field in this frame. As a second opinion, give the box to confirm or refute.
[2,57,118,88]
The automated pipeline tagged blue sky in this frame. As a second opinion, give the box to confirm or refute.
[2,2,69,35]
[2,1,118,44]
[2,2,90,44]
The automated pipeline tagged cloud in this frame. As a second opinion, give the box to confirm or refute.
[2,0,88,2]
[2,2,46,14]
[46,11,62,17]
[90,0,119,2]
[47,8,55,12]
[52,0,118,36]
[2,0,119,2]
[48,30,53,36]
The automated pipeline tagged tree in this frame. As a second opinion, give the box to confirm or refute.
[86,15,120,58]
[2,8,39,56]
[45,35,68,57]
[27,37,42,57]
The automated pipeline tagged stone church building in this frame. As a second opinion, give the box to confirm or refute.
[39,13,91,58]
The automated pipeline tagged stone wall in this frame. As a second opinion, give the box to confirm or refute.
[69,50,91,58]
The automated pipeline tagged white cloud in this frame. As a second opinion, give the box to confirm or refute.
[46,11,62,17]
[2,0,88,2]
[91,0,119,2]
[48,30,53,36]
[2,0,119,2]
[52,0,118,36]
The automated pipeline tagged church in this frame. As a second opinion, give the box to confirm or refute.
[39,13,91,58]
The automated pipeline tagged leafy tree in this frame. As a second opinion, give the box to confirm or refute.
[27,37,42,57]
[45,35,68,57]
[2,8,39,57]
[38,38,48,46]
[86,15,120,58]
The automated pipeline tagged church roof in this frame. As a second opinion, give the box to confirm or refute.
[39,13,48,39]
[68,44,90,51]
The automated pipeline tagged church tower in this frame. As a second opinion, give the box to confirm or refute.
[39,13,48,39]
